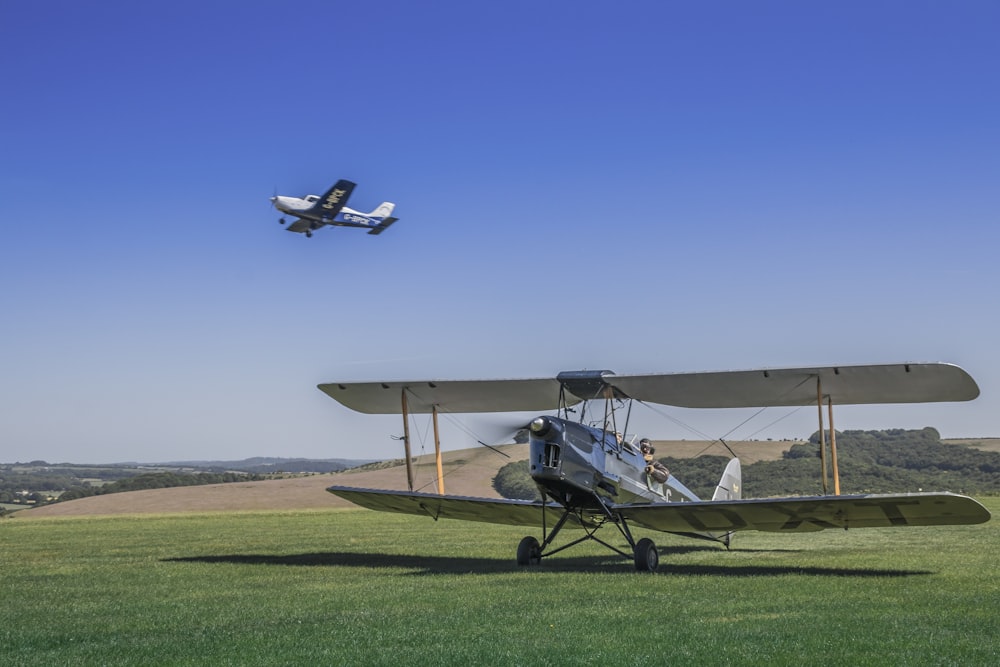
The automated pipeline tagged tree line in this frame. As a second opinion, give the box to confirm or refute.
[55,472,266,503]
[492,428,1000,500]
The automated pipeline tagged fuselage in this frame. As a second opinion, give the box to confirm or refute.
[271,195,373,224]
[527,416,701,509]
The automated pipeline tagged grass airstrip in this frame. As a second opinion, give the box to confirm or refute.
[2,500,998,666]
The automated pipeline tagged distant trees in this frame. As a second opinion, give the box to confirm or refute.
[492,460,541,500]
[56,472,265,503]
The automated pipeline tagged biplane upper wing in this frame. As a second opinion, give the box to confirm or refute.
[616,492,991,533]
[319,363,977,414]
[328,485,599,527]
[318,378,572,414]
[609,362,979,408]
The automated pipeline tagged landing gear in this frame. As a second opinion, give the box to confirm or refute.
[279,217,286,225]
[633,537,659,572]
[516,536,542,566]
[305,230,312,238]
[512,495,660,572]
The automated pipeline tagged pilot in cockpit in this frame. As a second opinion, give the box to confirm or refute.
[640,438,670,483]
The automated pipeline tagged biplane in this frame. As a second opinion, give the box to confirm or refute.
[319,363,990,571]
[270,179,398,237]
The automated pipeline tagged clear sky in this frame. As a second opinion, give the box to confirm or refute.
[2,1,998,464]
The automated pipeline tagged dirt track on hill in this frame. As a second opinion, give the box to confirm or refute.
[18,440,794,518]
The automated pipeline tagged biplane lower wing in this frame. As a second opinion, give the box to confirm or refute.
[618,492,990,533]
[328,485,599,527]
[329,486,989,535]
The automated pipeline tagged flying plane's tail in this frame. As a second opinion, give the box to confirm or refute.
[367,217,398,236]
[366,202,395,220]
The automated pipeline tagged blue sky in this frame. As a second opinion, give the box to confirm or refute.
[2,1,998,464]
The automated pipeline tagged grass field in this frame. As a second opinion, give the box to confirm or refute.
[3,501,998,666]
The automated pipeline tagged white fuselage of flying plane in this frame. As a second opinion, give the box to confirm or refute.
[270,180,398,237]
[271,194,375,224]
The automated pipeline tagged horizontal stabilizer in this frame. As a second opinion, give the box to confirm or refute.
[367,217,398,235]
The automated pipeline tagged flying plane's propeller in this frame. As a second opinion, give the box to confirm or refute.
[270,188,286,224]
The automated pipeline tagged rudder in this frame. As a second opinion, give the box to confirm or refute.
[712,458,742,548]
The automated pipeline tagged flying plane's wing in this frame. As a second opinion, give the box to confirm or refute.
[328,486,598,527]
[318,378,572,414]
[616,492,991,533]
[310,179,355,219]
[610,363,979,408]
[285,218,316,234]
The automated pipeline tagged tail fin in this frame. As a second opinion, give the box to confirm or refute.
[366,202,395,219]
[712,458,742,501]
[712,458,742,549]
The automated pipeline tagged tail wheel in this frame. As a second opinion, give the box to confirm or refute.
[516,536,541,566]
[634,537,658,572]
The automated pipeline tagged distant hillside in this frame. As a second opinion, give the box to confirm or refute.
[155,457,378,474]
[1,457,375,512]
[14,432,999,519]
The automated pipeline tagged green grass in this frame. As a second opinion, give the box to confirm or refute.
[2,501,998,666]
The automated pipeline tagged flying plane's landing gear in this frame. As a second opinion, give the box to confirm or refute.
[279,217,286,225]
[633,537,659,572]
[516,536,542,566]
[305,230,312,238]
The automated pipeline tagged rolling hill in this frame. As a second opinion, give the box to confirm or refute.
[17,436,996,518]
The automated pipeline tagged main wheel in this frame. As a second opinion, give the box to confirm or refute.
[279,218,286,225]
[634,537,658,572]
[516,536,541,566]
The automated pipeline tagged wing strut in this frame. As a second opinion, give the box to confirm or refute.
[401,390,414,491]
[815,377,842,496]
[432,405,445,495]
[399,391,445,495]
[829,396,840,496]
[817,378,829,495]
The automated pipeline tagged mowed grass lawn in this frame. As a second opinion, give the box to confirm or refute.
[2,500,998,666]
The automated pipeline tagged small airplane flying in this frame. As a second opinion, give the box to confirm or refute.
[270,179,398,238]
[319,363,991,572]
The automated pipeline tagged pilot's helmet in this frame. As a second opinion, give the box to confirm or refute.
[639,438,655,454]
